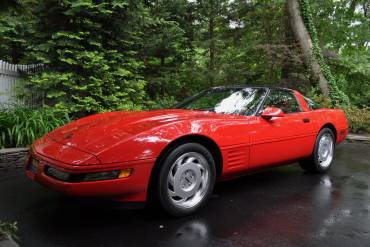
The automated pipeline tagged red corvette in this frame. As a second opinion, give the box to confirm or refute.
[26,86,348,216]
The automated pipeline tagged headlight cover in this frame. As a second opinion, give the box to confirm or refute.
[46,167,70,182]
[44,166,133,183]
[83,170,120,182]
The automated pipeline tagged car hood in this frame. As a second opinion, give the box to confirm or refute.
[48,109,238,154]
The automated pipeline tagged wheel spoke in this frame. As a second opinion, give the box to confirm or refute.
[168,174,174,185]
[174,197,186,203]
[176,158,183,168]
[168,189,177,197]
[197,163,205,171]
[200,176,206,187]
[184,156,196,164]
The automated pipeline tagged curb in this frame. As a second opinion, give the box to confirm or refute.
[345,134,370,143]
[0,234,19,247]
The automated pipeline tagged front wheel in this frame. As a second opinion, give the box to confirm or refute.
[156,143,216,217]
[300,127,335,173]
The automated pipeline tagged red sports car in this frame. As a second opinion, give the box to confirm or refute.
[26,86,348,216]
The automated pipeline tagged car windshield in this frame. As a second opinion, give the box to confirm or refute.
[172,87,267,116]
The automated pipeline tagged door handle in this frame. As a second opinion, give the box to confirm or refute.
[303,119,310,123]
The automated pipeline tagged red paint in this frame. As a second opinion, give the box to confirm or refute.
[261,107,284,120]
[27,89,348,203]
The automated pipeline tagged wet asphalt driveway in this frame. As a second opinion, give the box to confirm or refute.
[1,142,370,247]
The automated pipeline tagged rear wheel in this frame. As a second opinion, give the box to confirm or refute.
[156,143,216,217]
[300,128,335,173]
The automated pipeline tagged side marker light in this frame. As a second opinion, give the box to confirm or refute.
[118,169,132,178]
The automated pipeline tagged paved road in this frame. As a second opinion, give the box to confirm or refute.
[1,142,370,247]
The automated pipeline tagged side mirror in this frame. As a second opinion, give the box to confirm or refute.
[261,107,284,120]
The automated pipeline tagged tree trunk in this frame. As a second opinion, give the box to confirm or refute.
[286,0,330,97]
[209,1,215,88]
[350,0,359,12]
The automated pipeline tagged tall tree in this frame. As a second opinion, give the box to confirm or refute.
[195,0,230,87]
[0,0,37,64]
[141,0,194,98]
[0,0,36,16]
[14,0,153,116]
[286,0,330,97]
[194,0,257,87]
[0,12,33,64]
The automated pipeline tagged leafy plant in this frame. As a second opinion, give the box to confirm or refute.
[11,0,154,118]
[0,103,75,148]
[299,0,350,106]
[336,105,370,134]
[0,220,19,241]
[309,87,370,133]
[311,94,332,109]
[148,96,178,110]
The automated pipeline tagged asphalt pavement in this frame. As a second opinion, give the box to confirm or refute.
[1,142,370,247]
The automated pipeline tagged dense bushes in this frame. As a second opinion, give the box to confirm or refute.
[336,105,370,134]
[0,104,75,148]
[147,96,178,110]
[311,95,370,134]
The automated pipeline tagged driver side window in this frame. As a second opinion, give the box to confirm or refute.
[261,90,301,114]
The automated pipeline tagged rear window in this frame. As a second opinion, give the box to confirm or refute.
[302,95,322,110]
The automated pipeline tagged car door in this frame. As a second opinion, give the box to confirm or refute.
[248,89,317,170]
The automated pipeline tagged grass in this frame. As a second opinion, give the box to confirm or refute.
[0,103,75,148]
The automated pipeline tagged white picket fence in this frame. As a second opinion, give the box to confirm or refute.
[0,60,42,107]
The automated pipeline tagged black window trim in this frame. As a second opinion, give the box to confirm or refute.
[244,87,268,116]
[251,88,268,116]
[254,89,303,116]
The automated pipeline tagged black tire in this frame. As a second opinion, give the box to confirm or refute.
[156,143,216,217]
[300,127,335,173]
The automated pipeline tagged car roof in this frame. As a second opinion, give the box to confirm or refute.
[211,85,293,91]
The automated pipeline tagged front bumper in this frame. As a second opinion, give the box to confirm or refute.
[26,147,155,202]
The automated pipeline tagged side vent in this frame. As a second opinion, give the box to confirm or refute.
[228,148,246,168]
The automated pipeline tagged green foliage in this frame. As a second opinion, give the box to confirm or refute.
[141,0,193,100]
[0,103,75,148]
[306,0,370,108]
[309,88,370,134]
[0,0,37,17]
[0,9,35,64]
[0,220,19,242]
[336,105,370,134]
[300,0,350,106]
[311,94,332,109]
[12,0,153,117]
[193,0,260,87]
[309,0,370,52]
[147,96,178,110]
[327,49,370,108]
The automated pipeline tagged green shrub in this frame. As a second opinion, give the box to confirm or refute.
[336,105,370,134]
[0,104,75,148]
[310,95,370,134]
[0,220,19,241]
[147,96,178,110]
[311,94,332,108]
